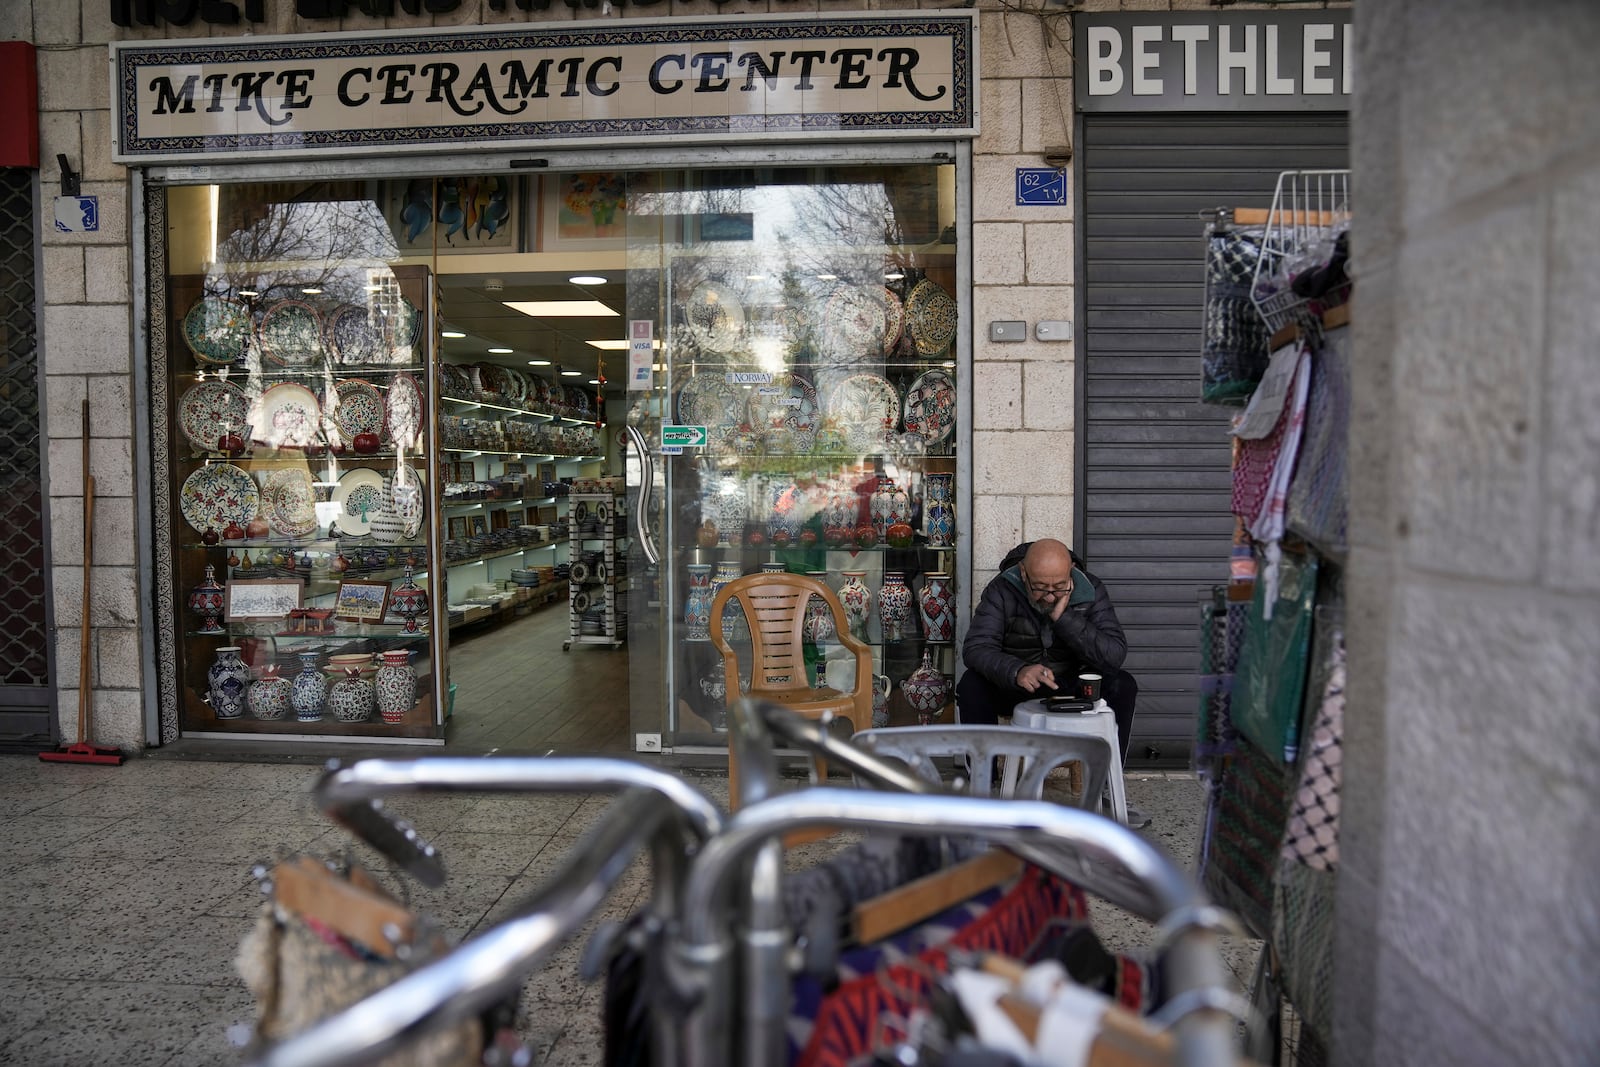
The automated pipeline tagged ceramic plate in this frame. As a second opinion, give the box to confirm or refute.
[681,282,745,353]
[331,467,386,537]
[259,468,320,539]
[331,378,385,441]
[182,297,253,366]
[745,373,820,454]
[253,381,322,450]
[880,286,905,356]
[903,368,958,448]
[822,286,888,360]
[387,296,423,354]
[905,278,958,355]
[179,463,259,537]
[821,373,900,453]
[176,380,251,453]
[675,371,743,444]
[258,300,325,368]
[326,305,388,366]
[386,372,425,450]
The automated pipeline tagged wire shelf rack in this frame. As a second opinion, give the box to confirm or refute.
[1249,170,1352,334]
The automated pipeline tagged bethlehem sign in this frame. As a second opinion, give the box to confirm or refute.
[109,13,977,163]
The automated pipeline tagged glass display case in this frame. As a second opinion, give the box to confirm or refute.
[159,183,446,740]
[622,162,962,745]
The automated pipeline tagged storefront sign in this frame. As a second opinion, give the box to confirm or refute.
[661,425,707,448]
[109,13,977,163]
[1075,12,1350,112]
[110,0,852,29]
[1014,168,1064,206]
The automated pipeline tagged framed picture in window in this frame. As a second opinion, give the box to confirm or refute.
[224,578,303,623]
[385,176,522,255]
[334,579,390,623]
[447,517,468,541]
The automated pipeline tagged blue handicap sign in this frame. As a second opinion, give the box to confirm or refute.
[1015,168,1066,206]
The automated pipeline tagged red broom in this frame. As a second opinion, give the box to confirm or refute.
[41,399,125,766]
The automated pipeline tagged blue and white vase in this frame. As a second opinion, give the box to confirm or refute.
[291,650,327,722]
[924,473,955,548]
[207,646,250,719]
[684,564,713,642]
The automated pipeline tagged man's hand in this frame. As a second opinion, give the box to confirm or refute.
[1015,664,1058,693]
[1048,590,1071,621]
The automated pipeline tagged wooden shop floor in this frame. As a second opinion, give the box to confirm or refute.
[444,603,633,754]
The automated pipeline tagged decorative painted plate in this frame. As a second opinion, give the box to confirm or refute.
[902,368,958,448]
[176,380,251,453]
[386,372,425,450]
[746,373,821,454]
[387,296,423,354]
[258,300,325,368]
[182,297,253,366]
[675,371,743,441]
[326,305,388,366]
[260,467,320,539]
[822,286,888,360]
[331,378,385,441]
[880,286,906,356]
[475,362,513,401]
[252,381,322,450]
[388,463,426,540]
[905,278,958,355]
[331,467,385,537]
[680,282,745,353]
[179,463,259,537]
[820,373,900,453]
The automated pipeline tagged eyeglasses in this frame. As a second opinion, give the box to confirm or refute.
[1023,575,1073,596]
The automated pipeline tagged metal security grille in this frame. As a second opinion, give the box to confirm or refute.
[1078,113,1347,756]
[0,168,55,744]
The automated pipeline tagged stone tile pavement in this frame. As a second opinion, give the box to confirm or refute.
[0,756,1256,1065]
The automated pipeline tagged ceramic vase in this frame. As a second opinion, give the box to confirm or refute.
[207,646,250,719]
[247,664,292,721]
[872,674,893,729]
[392,564,428,634]
[761,562,787,575]
[711,561,745,643]
[839,571,871,636]
[924,473,955,548]
[189,564,225,634]
[768,480,805,543]
[684,564,713,641]
[291,651,327,723]
[918,572,956,643]
[714,479,747,545]
[901,648,953,724]
[369,506,406,544]
[878,571,914,642]
[870,477,911,542]
[803,571,835,644]
[328,668,376,723]
[374,649,417,724]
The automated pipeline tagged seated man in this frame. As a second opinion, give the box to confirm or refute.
[957,538,1146,825]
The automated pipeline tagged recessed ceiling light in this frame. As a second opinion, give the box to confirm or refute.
[488,347,514,354]
[238,289,259,297]
[527,359,552,366]
[587,338,661,351]
[588,378,602,385]
[568,275,607,286]
[441,330,466,339]
[301,286,323,294]
[884,272,905,281]
[503,299,617,318]
[816,274,838,281]
[560,369,584,377]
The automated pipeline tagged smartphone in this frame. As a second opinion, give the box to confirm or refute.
[1043,695,1095,714]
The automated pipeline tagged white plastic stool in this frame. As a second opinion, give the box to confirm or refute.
[1009,699,1128,825]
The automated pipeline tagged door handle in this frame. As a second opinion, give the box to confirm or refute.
[624,425,660,565]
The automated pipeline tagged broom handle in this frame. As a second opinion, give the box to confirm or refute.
[79,399,94,746]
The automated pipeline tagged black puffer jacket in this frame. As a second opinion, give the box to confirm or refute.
[962,543,1127,688]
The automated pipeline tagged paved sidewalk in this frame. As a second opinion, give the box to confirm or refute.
[0,756,1248,1065]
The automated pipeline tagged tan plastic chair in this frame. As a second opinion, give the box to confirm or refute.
[709,571,874,809]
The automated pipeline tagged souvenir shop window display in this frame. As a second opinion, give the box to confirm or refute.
[160,179,443,741]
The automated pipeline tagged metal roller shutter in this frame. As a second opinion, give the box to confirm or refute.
[1077,113,1347,758]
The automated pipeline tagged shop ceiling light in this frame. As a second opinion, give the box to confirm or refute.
[884,272,905,281]
[488,347,514,354]
[527,358,552,366]
[238,289,259,297]
[816,274,838,281]
[503,299,617,318]
[588,378,602,385]
[301,286,324,294]
[442,330,467,339]
[560,369,584,377]
[568,275,607,285]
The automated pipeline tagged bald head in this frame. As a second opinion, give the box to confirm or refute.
[1023,539,1073,578]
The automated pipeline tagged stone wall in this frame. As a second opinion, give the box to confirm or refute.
[1337,3,1600,1063]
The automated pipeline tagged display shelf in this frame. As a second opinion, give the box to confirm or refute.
[564,491,627,652]
[178,363,426,381]
[442,447,601,460]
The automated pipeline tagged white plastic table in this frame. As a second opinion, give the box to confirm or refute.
[1009,699,1127,825]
